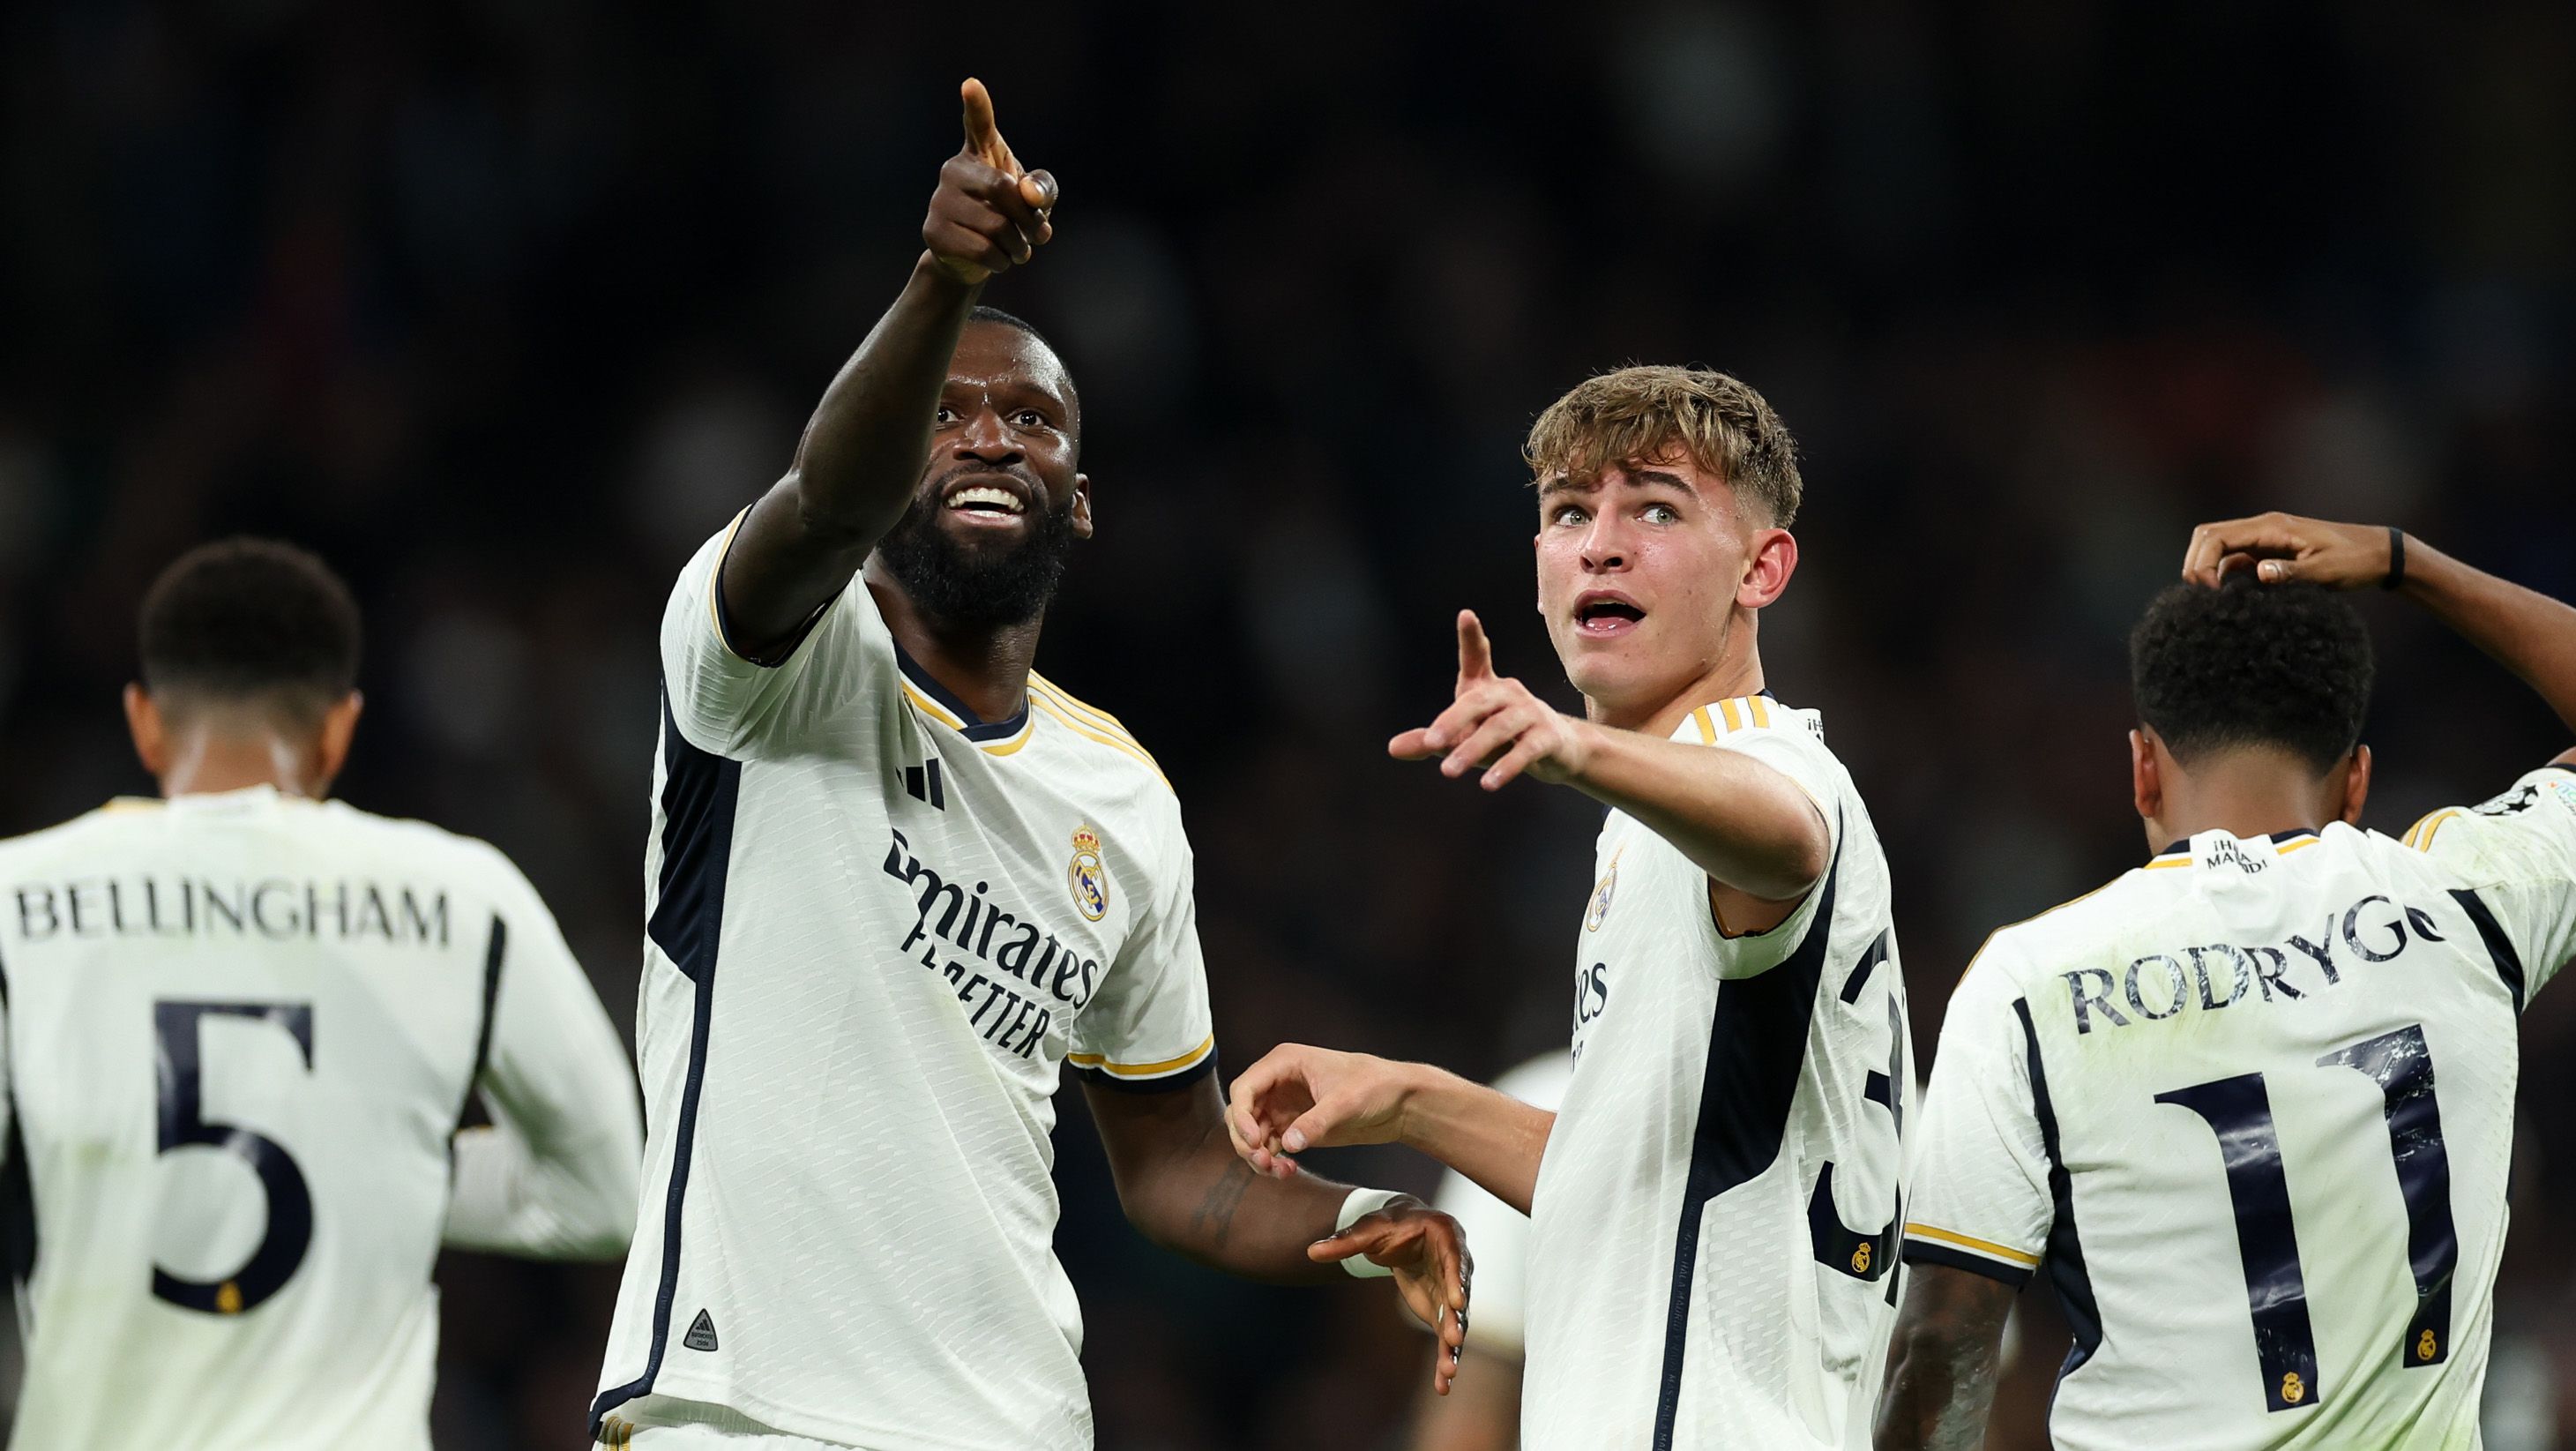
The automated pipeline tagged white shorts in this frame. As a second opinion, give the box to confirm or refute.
[595,1397,858,1449]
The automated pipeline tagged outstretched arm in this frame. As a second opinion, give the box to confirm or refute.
[1085,1075,1474,1394]
[719,79,1059,657]
[1874,1265,2017,1451]
[1393,610,1830,925]
[2184,513,2576,751]
[1227,1046,1555,1215]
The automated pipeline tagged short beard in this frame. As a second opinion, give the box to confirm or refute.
[875,490,1079,631]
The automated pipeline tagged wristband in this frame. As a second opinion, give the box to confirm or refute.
[2383,527,2406,591]
[1334,1187,1403,1279]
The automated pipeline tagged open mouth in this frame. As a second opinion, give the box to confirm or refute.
[1573,593,1646,637]
[942,477,1032,526]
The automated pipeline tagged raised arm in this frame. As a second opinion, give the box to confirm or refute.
[2184,512,2576,745]
[1393,610,1830,924]
[718,79,1059,657]
[1083,1075,1475,1395]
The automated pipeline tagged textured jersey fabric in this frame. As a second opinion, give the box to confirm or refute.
[1522,696,1910,1451]
[593,519,1214,1450]
[0,786,638,1451]
[1906,764,2576,1450]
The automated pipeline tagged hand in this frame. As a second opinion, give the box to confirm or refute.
[1390,610,1594,790]
[1227,1043,1415,1178]
[2182,512,2397,590]
[922,78,1059,286]
[1310,1198,1475,1396]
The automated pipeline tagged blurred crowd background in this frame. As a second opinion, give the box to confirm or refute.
[4,1,2573,1447]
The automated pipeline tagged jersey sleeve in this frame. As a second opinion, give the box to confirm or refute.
[1068,812,1215,1093]
[1900,939,2055,1286]
[1701,722,1847,979]
[661,510,898,759]
[444,853,644,1260]
[2409,763,2576,1003]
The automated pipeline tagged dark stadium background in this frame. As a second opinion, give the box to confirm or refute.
[4,2,2573,1447]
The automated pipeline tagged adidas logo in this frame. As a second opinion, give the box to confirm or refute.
[683,1308,720,1352]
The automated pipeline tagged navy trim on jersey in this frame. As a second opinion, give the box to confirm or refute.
[2013,995,2103,1390]
[451,915,507,1141]
[1075,1052,1220,1096]
[1648,812,1844,1451]
[2540,760,2576,775]
[708,526,836,669]
[592,696,741,1437]
[0,950,33,1305]
[2451,887,2527,1013]
[893,641,1030,744]
[1901,1239,2034,1288]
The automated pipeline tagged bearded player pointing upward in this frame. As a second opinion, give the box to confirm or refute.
[1232,368,1911,1448]
[590,81,1467,1450]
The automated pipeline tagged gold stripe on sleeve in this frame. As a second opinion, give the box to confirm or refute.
[1066,1035,1214,1077]
[1749,695,1772,729]
[1903,1223,2042,1267]
[1718,698,1744,733]
[1692,707,1717,744]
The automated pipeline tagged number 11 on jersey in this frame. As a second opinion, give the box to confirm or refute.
[2156,1023,2459,1414]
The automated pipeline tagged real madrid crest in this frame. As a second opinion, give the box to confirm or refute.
[1069,825,1109,921]
[1584,850,1620,932]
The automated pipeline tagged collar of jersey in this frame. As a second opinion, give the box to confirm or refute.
[892,642,1033,744]
[2148,826,2320,867]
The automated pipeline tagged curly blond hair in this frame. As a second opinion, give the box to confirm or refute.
[1523,365,1803,527]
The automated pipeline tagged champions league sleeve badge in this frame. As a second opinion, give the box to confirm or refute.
[1069,825,1109,921]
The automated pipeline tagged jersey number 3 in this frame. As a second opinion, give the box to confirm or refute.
[2157,1022,2456,1415]
[152,1000,317,1316]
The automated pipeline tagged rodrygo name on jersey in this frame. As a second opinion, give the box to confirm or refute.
[1905,765,2576,1451]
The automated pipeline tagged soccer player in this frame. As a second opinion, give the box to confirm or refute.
[1229,367,1914,1449]
[0,539,643,1450]
[1407,1051,1570,1451]
[587,79,1467,1451]
[1878,513,2576,1450]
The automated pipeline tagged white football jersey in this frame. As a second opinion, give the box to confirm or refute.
[1522,695,1910,1451]
[592,518,1213,1449]
[0,785,641,1451]
[1904,763,2576,1451]
[1430,1051,1572,1361]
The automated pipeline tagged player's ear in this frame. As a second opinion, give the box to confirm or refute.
[2130,728,2162,825]
[314,692,363,797]
[124,684,168,782]
[1737,528,1796,609]
[1070,472,1094,541]
[2337,744,2372,826]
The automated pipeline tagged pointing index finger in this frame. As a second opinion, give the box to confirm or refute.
[959,78,1011,170]
[1456,610,1495,684]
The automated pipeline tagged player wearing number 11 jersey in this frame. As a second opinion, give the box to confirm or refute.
[1880,515,2576,1451]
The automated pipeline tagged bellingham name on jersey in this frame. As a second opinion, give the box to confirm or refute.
[13,874,452,947]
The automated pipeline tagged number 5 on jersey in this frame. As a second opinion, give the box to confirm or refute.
[153,1000,317,1316]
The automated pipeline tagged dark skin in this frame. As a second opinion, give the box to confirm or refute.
[714,78,1470,1391]
[1877,512,2576,1450]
